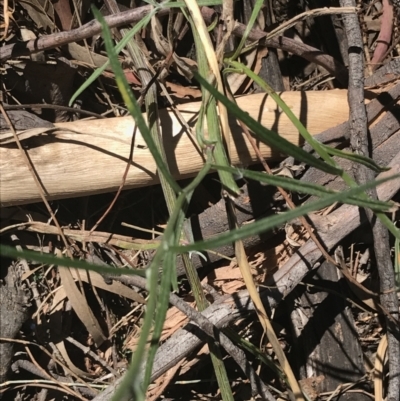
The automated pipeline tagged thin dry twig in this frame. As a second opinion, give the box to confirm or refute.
[266,6,358,39]
[0,337,96,394]
[23,345,86,400]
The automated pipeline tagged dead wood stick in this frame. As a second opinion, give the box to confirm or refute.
[0,90,349,207]
[341,3,400,400]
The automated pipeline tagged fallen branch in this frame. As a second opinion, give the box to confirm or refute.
[341,2,400,400]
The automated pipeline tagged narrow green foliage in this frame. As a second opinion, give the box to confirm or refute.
[222,60,400,241]
[188,13,240,196]
[170,172,400,253]
[229,0,264,61]
[10,5,396,401]
[91,7,178,401]
[69,8,157,106]
[142,151,213,390]
[0,245,146,277]
[91,7,180,195]
[223,328,284,379]
[225,60,337,166]
[320,144,390,172]
[194,70,343,176]
[213,164,396,212]
[69,0,225,106]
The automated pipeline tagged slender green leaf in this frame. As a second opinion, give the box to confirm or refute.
[0,244,146,277]
[222,62,400,239]
[110,153,213,400]
[69,10,157,106]
[69,0,226,106]
[223,61,400,240]
[229,0,264,61]
[224,60,337,167]
[92,7,180,194]
[110,247,164,401]
[189,13,240,195]
[321,144,390,172]
[213,164,395,211]
[170,173,400,253]
[193,70,343,176]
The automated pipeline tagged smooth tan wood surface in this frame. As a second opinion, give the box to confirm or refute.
[1,91,349,206]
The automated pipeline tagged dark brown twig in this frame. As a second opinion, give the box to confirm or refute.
[64,337,119,377]
[364,56,400,87]
[89,125,137,234]
[340,2,400,401]
[168,293,276,401]
[2,104,106,119]
[9,359,96,399]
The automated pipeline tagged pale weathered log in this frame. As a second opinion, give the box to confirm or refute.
[0,91,349,206]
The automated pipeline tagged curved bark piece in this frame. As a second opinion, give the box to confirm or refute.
[1,91,349,206]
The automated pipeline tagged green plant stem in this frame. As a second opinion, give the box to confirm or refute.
[142,151,214,388]
[185,8,240,197]
[213,164,394,212]
[105,0,179,210]
[116,8,234,395]
[93,5,182,399]
[229,0,264,61]
[177,8,237,401]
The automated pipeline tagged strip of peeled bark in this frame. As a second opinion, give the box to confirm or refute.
[0,91,349,206]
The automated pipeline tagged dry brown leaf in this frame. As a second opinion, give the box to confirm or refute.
[206,264,244,281]
[55,249,107,347]
[67,43,112,70]
[165,81,202,100]
[70,269,146,304]
[19,0,56,31]
[220,280,246,294]
[374,334,388,401]
[55,340,95,378]
[124,300,195,351]
[227,46,267,95]
[52,0,72,31]
[146,360,184,401]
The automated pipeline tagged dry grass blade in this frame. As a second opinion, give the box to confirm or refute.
[227,201,305,401]
[266,6,358,39]
[55,249,107,347]
[183,0,232,160]
[374,334,388,401]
